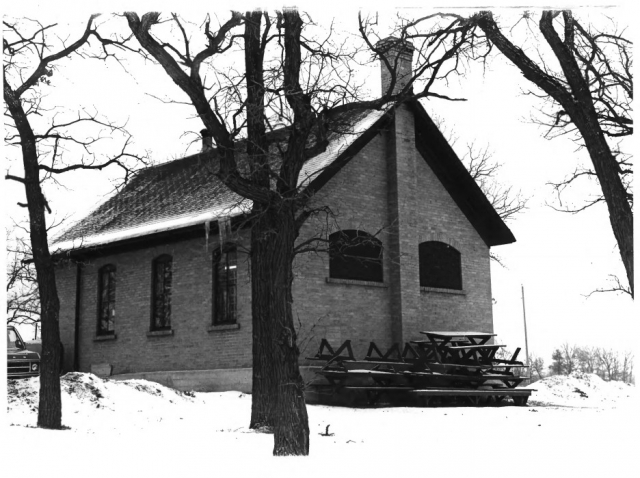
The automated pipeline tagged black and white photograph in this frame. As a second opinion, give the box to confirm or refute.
[3,0,636,475]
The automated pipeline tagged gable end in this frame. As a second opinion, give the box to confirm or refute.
[411,102,515,247]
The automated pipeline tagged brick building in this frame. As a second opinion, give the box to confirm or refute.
[51,39,515,391]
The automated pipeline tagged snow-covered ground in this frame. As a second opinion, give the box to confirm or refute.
[4,372,637,477]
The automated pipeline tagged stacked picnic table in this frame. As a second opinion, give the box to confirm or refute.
[307,331,534,406]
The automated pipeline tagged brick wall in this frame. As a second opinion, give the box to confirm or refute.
[394,106,493,344]
[294,106,493,361]
[294,129,394,361]
[56,108,494,376]
[410,113,493,339]
[57,233,253,374]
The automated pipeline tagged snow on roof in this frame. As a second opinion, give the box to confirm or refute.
[50,201,251,252]
[51,109,387,253]
[297,109,387,188]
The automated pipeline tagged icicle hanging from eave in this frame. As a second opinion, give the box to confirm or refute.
[204,220,210,252]
[218,216,231,253]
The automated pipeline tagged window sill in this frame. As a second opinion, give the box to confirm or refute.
[420,286,466,295]
[325,277,388,288]
[94,334,117,342]
[208,323,240,333]
[147,329,174,337]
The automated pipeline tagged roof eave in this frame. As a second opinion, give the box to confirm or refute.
[410,100,516,247]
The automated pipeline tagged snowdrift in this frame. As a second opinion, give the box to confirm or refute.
[5,372,636,477]
[526,371,635,407]
[7,372,228,430]
[7,370,635,428]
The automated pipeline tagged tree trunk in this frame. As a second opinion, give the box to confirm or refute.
[475,11,634,296]
[123,13,309,450]
[35,252,62,429]
[538,11,634,296]
[249,204,277,430]
[4,80,62,429]
[250,203,309,455]
[570,111,634,295]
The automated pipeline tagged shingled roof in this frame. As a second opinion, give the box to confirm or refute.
[51,108,388,252]
[51,102,515,253]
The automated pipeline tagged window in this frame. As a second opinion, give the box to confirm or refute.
[329,230,383,282]
[97,265,116,335]
[213,246,237,325]
[151,255,172,330]
[419,241,462,290]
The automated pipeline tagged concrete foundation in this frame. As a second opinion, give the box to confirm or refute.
[111,366,324,395]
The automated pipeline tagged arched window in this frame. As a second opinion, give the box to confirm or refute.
[97,264,116,335]
[419,241,462,290]
[151,254,172,330]
[213,245,237,325]
[329,230,383,282]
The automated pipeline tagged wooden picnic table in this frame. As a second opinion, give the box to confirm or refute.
[420,330,497,346]
[448,344,506,364]
[415,331,503,366]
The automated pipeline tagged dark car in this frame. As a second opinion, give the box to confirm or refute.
[7,326,40,379]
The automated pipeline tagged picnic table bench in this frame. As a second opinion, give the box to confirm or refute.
[427,363,492,372]
[420,331,496,345]
[307,336,532,406]
[317,369,411,387]
[306,338,356,366]
[327,385,535,406]
[446,344,506,364]
[411,388,534,406]
[343,360,416,372]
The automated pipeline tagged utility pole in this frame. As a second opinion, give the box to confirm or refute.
[521,284,530,382]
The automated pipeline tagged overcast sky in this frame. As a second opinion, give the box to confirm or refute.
[4,1,636,364]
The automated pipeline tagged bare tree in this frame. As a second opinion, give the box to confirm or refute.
[122,10,481,455]
[596,347,618,381]
[529,353,545,382]
[4,16,145,429]
[464,144,527,224]
[575,346,598,374]
[620,351,634,384]
[429,114,528,227]
[467,11,633,296]
[584,274,633,297]
[549,344,633,383]
[561,342,577,374]
[6,232,40,326]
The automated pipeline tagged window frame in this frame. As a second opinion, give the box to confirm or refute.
[96,264,116,336]
[418,241,463,290]
[150,254,173,331]
[329,230,384,283]
[212,245,238,326]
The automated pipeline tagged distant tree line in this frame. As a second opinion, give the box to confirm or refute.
[548,343,634,384]
[494,343,634,385]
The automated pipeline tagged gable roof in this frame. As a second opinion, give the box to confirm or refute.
[411,101,516,246]
[51,109,387,252]
[51,103,514,253]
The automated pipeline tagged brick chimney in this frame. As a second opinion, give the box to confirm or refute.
[377,37,418,348]
[376,37,415,96]
[201,128,213,153]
